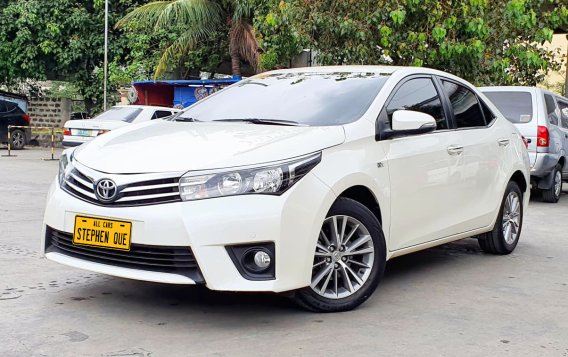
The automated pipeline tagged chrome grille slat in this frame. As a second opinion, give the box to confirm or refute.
[117,191,180,202]
[121,182,179,192]
[65,180,97,199]
[69,172,93,189]
[61,164,182,207]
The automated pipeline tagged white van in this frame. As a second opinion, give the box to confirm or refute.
[481,87,568,202]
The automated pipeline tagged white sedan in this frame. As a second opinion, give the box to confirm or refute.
[62,105,181,147]
[43,66,530,312]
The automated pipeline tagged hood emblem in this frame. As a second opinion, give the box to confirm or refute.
[95,179,118,202]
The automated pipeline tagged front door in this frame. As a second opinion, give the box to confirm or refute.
[382,76,463,250]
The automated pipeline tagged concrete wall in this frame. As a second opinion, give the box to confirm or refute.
[541,33,567,95]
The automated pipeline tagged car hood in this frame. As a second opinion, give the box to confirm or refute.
[64,119,129,130]
[73,120,345,173]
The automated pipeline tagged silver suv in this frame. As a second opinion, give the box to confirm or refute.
[481,86,568,203]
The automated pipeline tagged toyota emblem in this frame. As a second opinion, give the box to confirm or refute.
[95,179,118,202]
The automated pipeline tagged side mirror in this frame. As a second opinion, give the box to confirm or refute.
[392,110,437,131]
[379,110,436,140]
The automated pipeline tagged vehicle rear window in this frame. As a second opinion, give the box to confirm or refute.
[93,107,143,123]
[482,91,532,123]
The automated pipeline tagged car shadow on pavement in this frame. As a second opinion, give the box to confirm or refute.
[58,238,488,320]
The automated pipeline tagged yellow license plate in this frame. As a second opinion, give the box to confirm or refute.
[73,215,132,251]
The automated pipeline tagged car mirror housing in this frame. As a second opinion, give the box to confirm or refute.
[378,110,437,140]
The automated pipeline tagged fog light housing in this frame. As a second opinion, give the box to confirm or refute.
[226,243,275,281]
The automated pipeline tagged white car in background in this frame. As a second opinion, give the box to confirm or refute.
[44,66,530,312]
[62,105,181,147]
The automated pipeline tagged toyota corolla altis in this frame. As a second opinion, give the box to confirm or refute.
[42,66,530,312]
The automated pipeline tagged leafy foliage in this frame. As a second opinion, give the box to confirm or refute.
[116,0,260,77]
[257,0,568,86]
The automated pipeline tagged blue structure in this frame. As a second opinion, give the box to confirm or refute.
[131,77,241,108]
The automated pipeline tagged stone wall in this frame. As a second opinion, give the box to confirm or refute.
[28,97,71,128]
[27,97,71,147]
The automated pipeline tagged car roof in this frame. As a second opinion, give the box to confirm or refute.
[264,65,461,78]
[112,105,181,112]
[479,86,568,99]
[260,65,474,88]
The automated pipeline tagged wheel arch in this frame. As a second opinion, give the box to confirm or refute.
[336,185,382,225]
[510,170,528,194]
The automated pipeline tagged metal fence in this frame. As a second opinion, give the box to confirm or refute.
[2,125,63,160]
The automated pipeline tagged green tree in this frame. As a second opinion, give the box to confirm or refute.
[258,0,568,86]
[0,0,153,114]
[116,0,260,78]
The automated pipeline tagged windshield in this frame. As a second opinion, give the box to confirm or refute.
[179,72,389,126]
[93,107,143,123]
[482,91,533,123]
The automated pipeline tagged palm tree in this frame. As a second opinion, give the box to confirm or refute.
[116,0,259,78]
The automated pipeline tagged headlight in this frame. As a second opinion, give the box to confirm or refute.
[179,152,322,201]
[58,150,74,187]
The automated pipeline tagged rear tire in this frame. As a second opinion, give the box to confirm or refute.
[292,197,386,312]
[10,129,26,150]
[541,165,562,203]
[478,181,523,255]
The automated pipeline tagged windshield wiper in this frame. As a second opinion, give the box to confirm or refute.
[213,118,302,126]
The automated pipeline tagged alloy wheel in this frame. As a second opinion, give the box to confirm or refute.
[502,191,521,245]
[12,131,24,148]
[554,170,562,198]
[311,215,374,299]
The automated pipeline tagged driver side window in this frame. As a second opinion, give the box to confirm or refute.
[386,78,448,130]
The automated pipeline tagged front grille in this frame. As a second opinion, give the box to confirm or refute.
[45,227,204,283]
[62,167,182,207]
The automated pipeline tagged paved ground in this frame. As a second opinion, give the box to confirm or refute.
[1,147,568,357]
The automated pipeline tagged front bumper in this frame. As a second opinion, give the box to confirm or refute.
[42,173,335,292]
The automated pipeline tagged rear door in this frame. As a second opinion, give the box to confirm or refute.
[543,93,564,165]
[482,89,537,166]
[440,79,507,231]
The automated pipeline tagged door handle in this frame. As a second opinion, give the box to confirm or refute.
[498,138,510,147]
[447,145,464,155]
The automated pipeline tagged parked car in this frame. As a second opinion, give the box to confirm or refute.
[0,99,31,150]
[62,105,181,147]
[44,66,530,312]
[480,87,568,203]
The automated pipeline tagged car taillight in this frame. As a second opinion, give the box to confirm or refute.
[63,128,71,136]
[98,130,109,135]
[537,126,549,147]
[521,136,529,149]
[22,114,31,123]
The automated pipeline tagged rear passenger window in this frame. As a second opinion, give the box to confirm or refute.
[153,110,173,119]
[557,100,568,129]
[386,78,448,130]
[544,94,559,126]
[442,80,485,128]
[0,101,7,113]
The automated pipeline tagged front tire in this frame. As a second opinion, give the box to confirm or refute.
[541,165,562,203]
[293,197,386,312]
[478,181,523,255]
